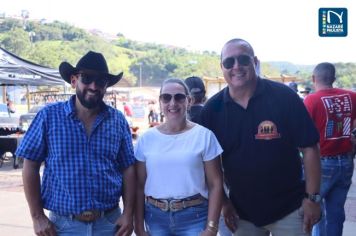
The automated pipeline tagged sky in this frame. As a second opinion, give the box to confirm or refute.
[1,0,355,65]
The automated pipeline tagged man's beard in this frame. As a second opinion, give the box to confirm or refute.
[76,88,104,109]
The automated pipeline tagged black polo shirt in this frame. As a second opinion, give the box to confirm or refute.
[199,78,319,226]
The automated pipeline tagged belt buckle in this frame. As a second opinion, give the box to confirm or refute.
[169,199,182,212]
[160,199,170,211]
[79,210,98,222]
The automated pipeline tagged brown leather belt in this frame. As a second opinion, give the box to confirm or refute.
[146,195,206,212]
[73,206,117,222]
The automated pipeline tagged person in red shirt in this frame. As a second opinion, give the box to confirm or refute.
[123,102,133,117]
[304,62,356,236]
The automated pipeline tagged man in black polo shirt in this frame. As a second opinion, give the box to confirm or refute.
[199,38,321,235]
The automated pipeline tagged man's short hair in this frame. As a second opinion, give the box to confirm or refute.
[221,38,255,61]
[313,62,336,86]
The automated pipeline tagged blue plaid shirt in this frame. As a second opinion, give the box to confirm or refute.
[16,96,135,215]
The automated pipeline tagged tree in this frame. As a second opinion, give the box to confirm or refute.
[1,17,355,89]
[260,63,280,77]
[1,28,31,56]
[335,63,356,89]
[0,18,23,32]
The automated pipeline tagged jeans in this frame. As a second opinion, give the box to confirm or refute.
[144,199,208,236]
[233,208,309,236]
[312,155,354,236]
[49,208,121,236]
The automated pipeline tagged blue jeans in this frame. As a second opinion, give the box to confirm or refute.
[144,199,208,236]
[312,155,354,236]
[49,208,121,236]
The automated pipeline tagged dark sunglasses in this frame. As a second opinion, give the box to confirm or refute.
[159,93,187,104]
[77,73,108,87]
[222,54,252,69]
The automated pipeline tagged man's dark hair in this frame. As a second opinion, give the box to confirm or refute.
[313,62,336,86]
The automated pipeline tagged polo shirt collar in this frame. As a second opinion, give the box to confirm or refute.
[252,77,265,98]
[223,77,265,104]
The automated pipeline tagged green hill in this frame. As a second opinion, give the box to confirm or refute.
[1,17,355,89]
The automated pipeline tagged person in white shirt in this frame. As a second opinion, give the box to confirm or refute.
[134,78,223,236]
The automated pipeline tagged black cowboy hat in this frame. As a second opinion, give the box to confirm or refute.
[59,51,123,87]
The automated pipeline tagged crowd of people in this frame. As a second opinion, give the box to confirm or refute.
[15,39,355,236]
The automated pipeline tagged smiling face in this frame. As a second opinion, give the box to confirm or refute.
[221,40,258,91]
[71,72,107,109]
[159,81,190,122]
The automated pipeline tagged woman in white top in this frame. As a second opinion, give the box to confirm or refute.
[134,78,223,236]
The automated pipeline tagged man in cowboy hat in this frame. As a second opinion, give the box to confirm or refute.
[16,51,136,236]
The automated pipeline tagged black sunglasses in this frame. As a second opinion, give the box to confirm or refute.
[222,54,252,69]
[77,73,108,87]
[159,93,187,104]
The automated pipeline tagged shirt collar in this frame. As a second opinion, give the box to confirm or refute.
[223,77,265,104]
[64,95,76,117]
[64,95,110,118]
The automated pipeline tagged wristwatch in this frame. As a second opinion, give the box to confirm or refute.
[304,193,322,203]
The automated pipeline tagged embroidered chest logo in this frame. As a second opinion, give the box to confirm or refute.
[255,120,281,140]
